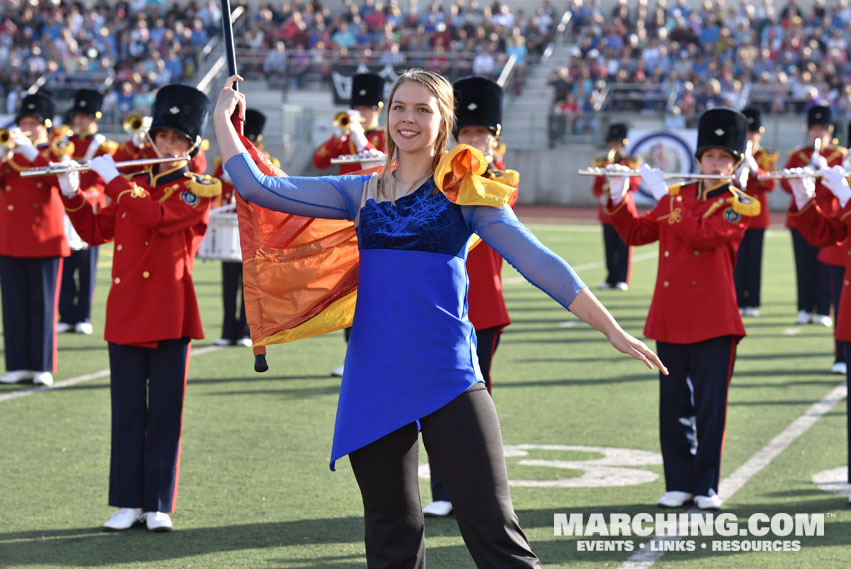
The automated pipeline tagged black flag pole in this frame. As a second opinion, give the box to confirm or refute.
[220,0,238,92]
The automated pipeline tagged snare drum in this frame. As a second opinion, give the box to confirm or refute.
[198,204,241,261]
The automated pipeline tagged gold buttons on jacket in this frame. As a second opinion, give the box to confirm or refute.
[142,271,150,279]
[845,280,849,287]
[121,213,126,219]
[6,204,13,211]
[663,281,670,287]
[114,277,121,284]
[116,244,123,251]
[663,251,670,257]
[36,182,42,188]
[692,250,699,256]
[32,203,38,208]
[691,280,698,286]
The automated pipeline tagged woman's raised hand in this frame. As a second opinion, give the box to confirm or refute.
[214,75,246,121]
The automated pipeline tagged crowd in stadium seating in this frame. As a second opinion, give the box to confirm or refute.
[235,0,557,89]
[0,0,221,120]
[550,0,851,139]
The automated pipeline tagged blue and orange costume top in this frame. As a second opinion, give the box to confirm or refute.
[226,145,587,469]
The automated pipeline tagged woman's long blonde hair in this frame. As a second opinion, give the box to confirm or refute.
[382,69,455,175]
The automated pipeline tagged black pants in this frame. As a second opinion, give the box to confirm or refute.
[602,223,629,285]
[430,327,502,502]
[349,385,540,569]
[843,343,851,483]
[220,261,249,341]
[0,255,61,372]
[58,246,98,325]
[827,264,845,364]
[733,228,764,308]
[657,337,736,496]
[107,339,190,513]
[791,228,831,315]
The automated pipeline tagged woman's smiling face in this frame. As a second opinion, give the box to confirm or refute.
[387,81,443,156]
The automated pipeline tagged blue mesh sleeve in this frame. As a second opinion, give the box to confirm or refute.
[468,205,587,310]
[225,153,366,220]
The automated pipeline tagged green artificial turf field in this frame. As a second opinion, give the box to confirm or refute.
[0,218,848,568]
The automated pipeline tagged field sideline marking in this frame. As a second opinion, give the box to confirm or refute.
[0,345,222,404]
[617,380,848,569]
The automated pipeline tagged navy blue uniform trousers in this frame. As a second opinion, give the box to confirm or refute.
[602,222,629,286]
[657,336,736,496]
[107,338,190,513]
[0,255,60,372]
[58,246,98,325]
[733,228,765,308]
[220,260,249,341]
[791,228,831,315]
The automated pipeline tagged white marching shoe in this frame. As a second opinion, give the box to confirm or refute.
[743,307,759,317]
[144,511,173,532]
[694,494,723,510]
[815,314,833,327]
[614,282,629,291]
[794,310,812,325]
[75,322,93,335]
[832,362,847,375]
[657,491,694,508]
[56,322,73,333]
[330,364,345,377]
[103,507,143,531]
[423,500,453,517]
[235,337,252,347]
[32,371,54,386]
[0,370,32,384]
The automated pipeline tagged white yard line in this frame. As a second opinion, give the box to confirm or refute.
[617,380,848,569]
[0,345,222,403]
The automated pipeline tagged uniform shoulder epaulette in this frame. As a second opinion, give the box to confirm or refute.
[591,156,607,167]
[269,156,281,169]
[213,156,222,169]
[100,139,119,155]
[625,155,642,169]
[727,185,761,217]
[184,172,221,197]
[667,182,684,196]
[757,149,778,168]
[490,168,519,187]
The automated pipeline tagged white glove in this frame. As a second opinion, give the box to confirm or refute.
[13,132,38,162]
[51,160,80,197]
[604,163,631,205]
[734,162,750,189]
[785,167,815,210]
[822,165,851,208]
[744,151,759,172]
[810,152,828,170]
[0,147,12,162]
[347,111,369,152]
[220,168,232,184]
[89,155,120,184]
[640,163,668,200]
[132,131,146,149]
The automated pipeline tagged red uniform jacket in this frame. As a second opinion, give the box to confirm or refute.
[743,148,777,230]
[114,140,208,175]
[70,133,118,210]
[792,194,851,341]
[591,153,641,223]
[0,147,70,258]
[312,128,385,174]
[781,145,847,266]
[606,181,756,344]
[63,165,216,346]
[466,166,519,331]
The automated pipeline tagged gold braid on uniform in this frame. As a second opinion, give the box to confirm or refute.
[726,186,761,217]
[183,172,222,197]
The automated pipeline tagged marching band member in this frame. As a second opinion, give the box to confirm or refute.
[211,108,278,347]
[313,72,387,376]
[114,112,208,175]
[605,107,758,510]
[784,164,851,504]
[312,72,386,175]
[732,108,777,318]
[591,123,640,291]
[781,105,846,327]
[0,92,69,386]
[423,75,520,519]
[216,69,664,569]
[58,85,217,532]
[57,89,118,335]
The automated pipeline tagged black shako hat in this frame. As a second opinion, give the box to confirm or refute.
[150,84,211,152]
[350,73,384,108]
[695,107,748,161]
[742,107,763,133]
[807,105,832,129]
[243,109,266,141]
[71,89,104,119]
[606,123,628,143]
[453,75,503,138]
[16,92,55,127]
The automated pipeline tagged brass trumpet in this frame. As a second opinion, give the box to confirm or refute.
[333,111,353,132]
[0,128,34,148]
[123,113,151,134]
[21,155,191,178]
[49,124,75,159]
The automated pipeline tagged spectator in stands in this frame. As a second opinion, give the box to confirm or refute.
[263,41,288,83]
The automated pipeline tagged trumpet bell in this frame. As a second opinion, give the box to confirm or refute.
[123,113,151,135]
[333,111,352,131]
